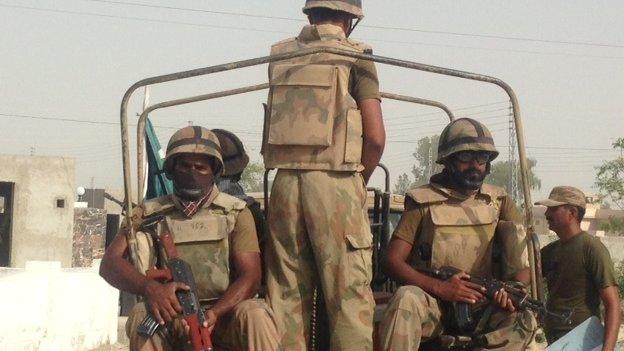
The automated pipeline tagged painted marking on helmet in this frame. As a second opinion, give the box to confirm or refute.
[462,118,485,137]
[167,138,222,154]
[192,126,202,139]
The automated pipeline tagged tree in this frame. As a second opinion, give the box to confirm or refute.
[240,162,265,192]
[595,138,624,209]
[393,173,412,195]
[599,216,624,236]
[486,158,542,203]
[393,135,443,194]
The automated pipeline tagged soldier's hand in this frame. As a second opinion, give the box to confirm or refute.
[494,288,516,312]
[433,271,486,304]
[143,280,190,324]
[202,309,218,329]
[180,309,216,341]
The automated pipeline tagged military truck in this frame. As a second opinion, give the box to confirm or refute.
[118,47,544,350]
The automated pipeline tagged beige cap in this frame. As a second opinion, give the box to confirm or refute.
[535,186,586,209]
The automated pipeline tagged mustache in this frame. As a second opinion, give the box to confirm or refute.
[462,168,486,179]
[462,167,483,174]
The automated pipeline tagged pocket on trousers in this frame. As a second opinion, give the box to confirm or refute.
[345,234,373,287]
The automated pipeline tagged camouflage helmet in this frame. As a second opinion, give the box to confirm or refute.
[436,118,499,164]
[212,129,250,177]
[302,0,364,19]
[163,126,224,176]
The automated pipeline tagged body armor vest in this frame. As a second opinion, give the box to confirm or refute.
[134,190,246,301]
[263,24,369,171]
[406,183,505,278]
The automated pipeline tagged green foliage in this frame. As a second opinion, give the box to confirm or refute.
[393,173,412,195]
[239,162,264,193]
[599,216,624,236]
[393,135,443,193]
[595,138,624,209]
[410,135,443,187]
[486,158,541,203]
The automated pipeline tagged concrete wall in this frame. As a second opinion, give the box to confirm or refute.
[0,260,119,350]
[0,155,75,267]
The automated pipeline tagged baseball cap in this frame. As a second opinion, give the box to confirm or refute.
[535,186,586,209]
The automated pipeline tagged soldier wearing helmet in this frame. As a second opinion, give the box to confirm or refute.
[213,129,267,274]
[262,0,385,349]
[212,128,252,200]
[379,118,547,350]
[100,126,279,351]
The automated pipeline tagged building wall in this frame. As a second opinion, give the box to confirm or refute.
[0,261,119,350]
[0,155,75,267]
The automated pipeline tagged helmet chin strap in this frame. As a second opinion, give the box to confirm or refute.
[346,17,361,38]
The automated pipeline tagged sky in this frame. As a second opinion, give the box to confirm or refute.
[1,0,623,204]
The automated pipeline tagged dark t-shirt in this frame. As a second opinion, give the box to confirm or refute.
[541,231,618,341]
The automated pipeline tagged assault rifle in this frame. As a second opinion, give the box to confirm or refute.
[419,266,572,332]
[137,229,213,351]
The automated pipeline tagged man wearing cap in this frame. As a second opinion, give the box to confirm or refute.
[262,0,385,349]
[538,186,621,349]
[380,118,545,350]
[100,126,279,350]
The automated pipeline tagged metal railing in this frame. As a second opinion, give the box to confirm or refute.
[120,46,542,300]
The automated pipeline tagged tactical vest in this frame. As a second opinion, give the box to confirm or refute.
[406,183,506,278]
[262,24,370,171]
[134,191,247,302]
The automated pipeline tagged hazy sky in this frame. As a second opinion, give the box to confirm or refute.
[1,0,623,203]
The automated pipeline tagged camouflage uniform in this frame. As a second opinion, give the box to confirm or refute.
[379,118,546,350]
[262,2,377,348]
[126,127,279,351]
[125,188,279,351]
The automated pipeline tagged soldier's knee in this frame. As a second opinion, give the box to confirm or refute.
[392,286,427,305]
[387,286,432,321]
[234,299,272,322]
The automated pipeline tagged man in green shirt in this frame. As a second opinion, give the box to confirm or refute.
[538,186,621,350]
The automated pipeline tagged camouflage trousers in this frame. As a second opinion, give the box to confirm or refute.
[265,169,375,350]
[379,286,547,351]
[126,299,279,351]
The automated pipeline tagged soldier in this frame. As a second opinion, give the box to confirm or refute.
[379,118,545,350]
[100,126,279,351]
[213,128,265,240]
[262,0,385,349]
[538,186,621,348]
